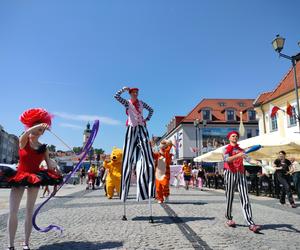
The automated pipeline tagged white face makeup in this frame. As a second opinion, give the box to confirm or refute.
[130,90,139,99]
[229,134,239,143]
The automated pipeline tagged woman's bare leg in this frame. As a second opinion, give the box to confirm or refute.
[7,186,25,247]
[24,187,39,246]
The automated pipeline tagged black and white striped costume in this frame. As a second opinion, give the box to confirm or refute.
[114,87,155,201]
[223,146,255,226]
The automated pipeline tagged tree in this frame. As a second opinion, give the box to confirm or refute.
[48,144,56,152]
[94,148,105,155]
[73,147,82,154]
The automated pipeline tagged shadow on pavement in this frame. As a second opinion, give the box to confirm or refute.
[132,216,215,224]
[262,224,300,233]
[167,201,208,205]
[38,241,123,250]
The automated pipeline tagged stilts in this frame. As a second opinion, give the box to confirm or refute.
[148,183,154,223]
[148,197,153,223]
[122,201,127,221]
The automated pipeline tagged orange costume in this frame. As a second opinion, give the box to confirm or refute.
[153,142,173,203]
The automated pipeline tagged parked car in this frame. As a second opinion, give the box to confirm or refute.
[0,163,17,188]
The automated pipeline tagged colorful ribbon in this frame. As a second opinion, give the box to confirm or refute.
[32,120,99,233]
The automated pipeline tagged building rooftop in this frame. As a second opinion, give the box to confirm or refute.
[254,61,300,106]
[181,98,256,123]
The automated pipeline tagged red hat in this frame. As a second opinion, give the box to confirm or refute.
[227,131,239,139]
[20,108,53,128]
[129,88,139,93]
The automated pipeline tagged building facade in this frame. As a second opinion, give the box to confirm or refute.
[254,62,300,137]
[0,125,19,164]
[161,99,259,164]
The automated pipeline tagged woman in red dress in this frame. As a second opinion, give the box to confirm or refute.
[6,108,62,250]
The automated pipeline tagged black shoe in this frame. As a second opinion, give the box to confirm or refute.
[7,247,15,250]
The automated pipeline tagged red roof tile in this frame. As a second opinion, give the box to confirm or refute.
[181,98,256,123]
[253,92,272,106]
[255,61,300,105]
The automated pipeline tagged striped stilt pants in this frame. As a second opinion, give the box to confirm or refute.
[224,169,255,225]
[120,125,155,202]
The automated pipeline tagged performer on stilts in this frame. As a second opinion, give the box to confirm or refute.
[3,108,62,250]
[223,131,261,233]
[153,140,173,204]
[114,86,155,222]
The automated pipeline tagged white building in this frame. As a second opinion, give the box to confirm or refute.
[161,99,259,164]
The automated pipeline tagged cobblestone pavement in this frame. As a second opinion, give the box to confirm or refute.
[0,186,299,250]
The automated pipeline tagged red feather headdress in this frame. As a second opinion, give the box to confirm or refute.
[20,108,53,128]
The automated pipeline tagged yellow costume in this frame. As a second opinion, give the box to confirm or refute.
[103,147,123,199]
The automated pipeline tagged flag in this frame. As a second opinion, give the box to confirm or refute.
[286,102,293,117]
[271,106,280,118]
[239,111,245,136]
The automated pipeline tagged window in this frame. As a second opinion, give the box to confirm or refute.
[288,106,297,127]
[238,102,246,107]
[247,129,252,138]
[270,115,278,131]
[226,110,235,121]
[219,102,226,107]
[248,110,256,121]
[202,109,211,120]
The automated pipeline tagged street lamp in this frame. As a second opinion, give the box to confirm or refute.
[272,34,300,132]
[272,35,285,53]
[193,119,200,158]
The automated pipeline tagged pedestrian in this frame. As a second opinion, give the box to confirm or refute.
[95,166,101,188]
[182,161,192,190]
[80,167,86,185]
[197,165,206,190]
[259,164,273,197]
[6,108,62,250]
[173,173,180,188]
[98,165,105,188]
[290,157,300,200]
[273,151,296,208]
[42,185,50,198]
[86,164,97,190]
[214,170,224,190]
[223,131,261,233]
[191,166,199,188]
[39,161,50,198]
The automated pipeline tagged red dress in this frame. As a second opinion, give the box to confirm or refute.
[9,142,62,186]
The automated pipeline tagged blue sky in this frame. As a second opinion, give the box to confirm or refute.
[0,0,299,153]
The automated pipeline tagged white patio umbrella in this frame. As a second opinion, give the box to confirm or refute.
[194,133,300,162]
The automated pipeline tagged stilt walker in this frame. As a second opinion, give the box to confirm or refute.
[114,86,155,222]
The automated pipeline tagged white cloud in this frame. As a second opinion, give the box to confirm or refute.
[59,123,83,130]
[53,112,121,126]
